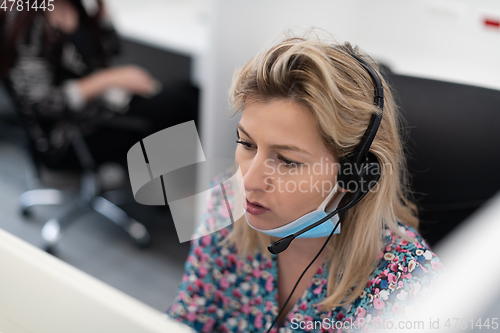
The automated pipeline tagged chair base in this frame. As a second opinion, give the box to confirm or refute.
[20,188,151,254]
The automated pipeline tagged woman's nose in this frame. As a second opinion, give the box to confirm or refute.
[242,155,272,193]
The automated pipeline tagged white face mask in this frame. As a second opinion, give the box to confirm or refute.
[245,182,346,238]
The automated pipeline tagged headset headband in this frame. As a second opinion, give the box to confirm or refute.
[332,47,384,165]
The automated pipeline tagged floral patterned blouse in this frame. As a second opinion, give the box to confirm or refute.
[166,171,444,332]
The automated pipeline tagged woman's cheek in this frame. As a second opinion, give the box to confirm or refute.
[235,149,251,177]
[235,148,245,168]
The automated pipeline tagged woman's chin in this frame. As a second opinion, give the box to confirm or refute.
[247,216,279,231]
[247,216,261,229]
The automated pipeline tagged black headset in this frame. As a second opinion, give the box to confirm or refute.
[264,48,384,332]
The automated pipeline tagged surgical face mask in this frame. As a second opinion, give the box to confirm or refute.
[245,182,345,238]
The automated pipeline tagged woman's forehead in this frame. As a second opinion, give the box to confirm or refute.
[239,99,331,157]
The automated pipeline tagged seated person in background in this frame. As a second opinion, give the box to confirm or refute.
[0,0,198,170]
[166,31,444,332]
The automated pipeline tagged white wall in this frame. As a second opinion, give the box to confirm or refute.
[200,0,500,160]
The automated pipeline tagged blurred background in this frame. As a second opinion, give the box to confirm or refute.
[0,0,499,314]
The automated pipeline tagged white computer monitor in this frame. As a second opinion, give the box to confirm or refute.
[0,228,193,333]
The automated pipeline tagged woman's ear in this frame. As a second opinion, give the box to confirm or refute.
[325,183,349,210]
[334,169,350,193]
[338,186,350,193]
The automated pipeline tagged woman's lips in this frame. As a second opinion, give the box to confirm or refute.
[244,199,270,215]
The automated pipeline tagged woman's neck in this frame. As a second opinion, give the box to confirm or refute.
[275,236,331,327]
[278,236,330,267]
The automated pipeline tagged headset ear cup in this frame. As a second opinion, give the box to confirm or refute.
[337,159,355,191]
[339,152,381,194]
[359,162,381,193]
[359,152,381,193]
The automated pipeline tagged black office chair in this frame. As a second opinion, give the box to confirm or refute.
[0,81,26,144]
[1,80,152,254]
[382,67,500,247]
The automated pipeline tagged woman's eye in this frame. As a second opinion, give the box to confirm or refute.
[236,139,301,168]
[278,155,301,168]
[236,140,254,150]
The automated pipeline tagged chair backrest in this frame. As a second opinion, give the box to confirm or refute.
[0,76,95,183]
[384,70,500,246]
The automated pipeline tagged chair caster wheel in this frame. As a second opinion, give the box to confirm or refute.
[43,244,57,255]
[128,220,151,249]
[41,219,61,255]
[21,207,31,218]
[134,236,151,249]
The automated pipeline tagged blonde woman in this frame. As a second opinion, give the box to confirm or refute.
[167,31,444,332]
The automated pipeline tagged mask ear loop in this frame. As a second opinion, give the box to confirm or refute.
[317,182,347,214]
[317,182,339,211]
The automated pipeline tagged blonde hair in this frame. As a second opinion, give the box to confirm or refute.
[222,29,419,311]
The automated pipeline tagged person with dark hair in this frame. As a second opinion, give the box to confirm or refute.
[0,0,198,170]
